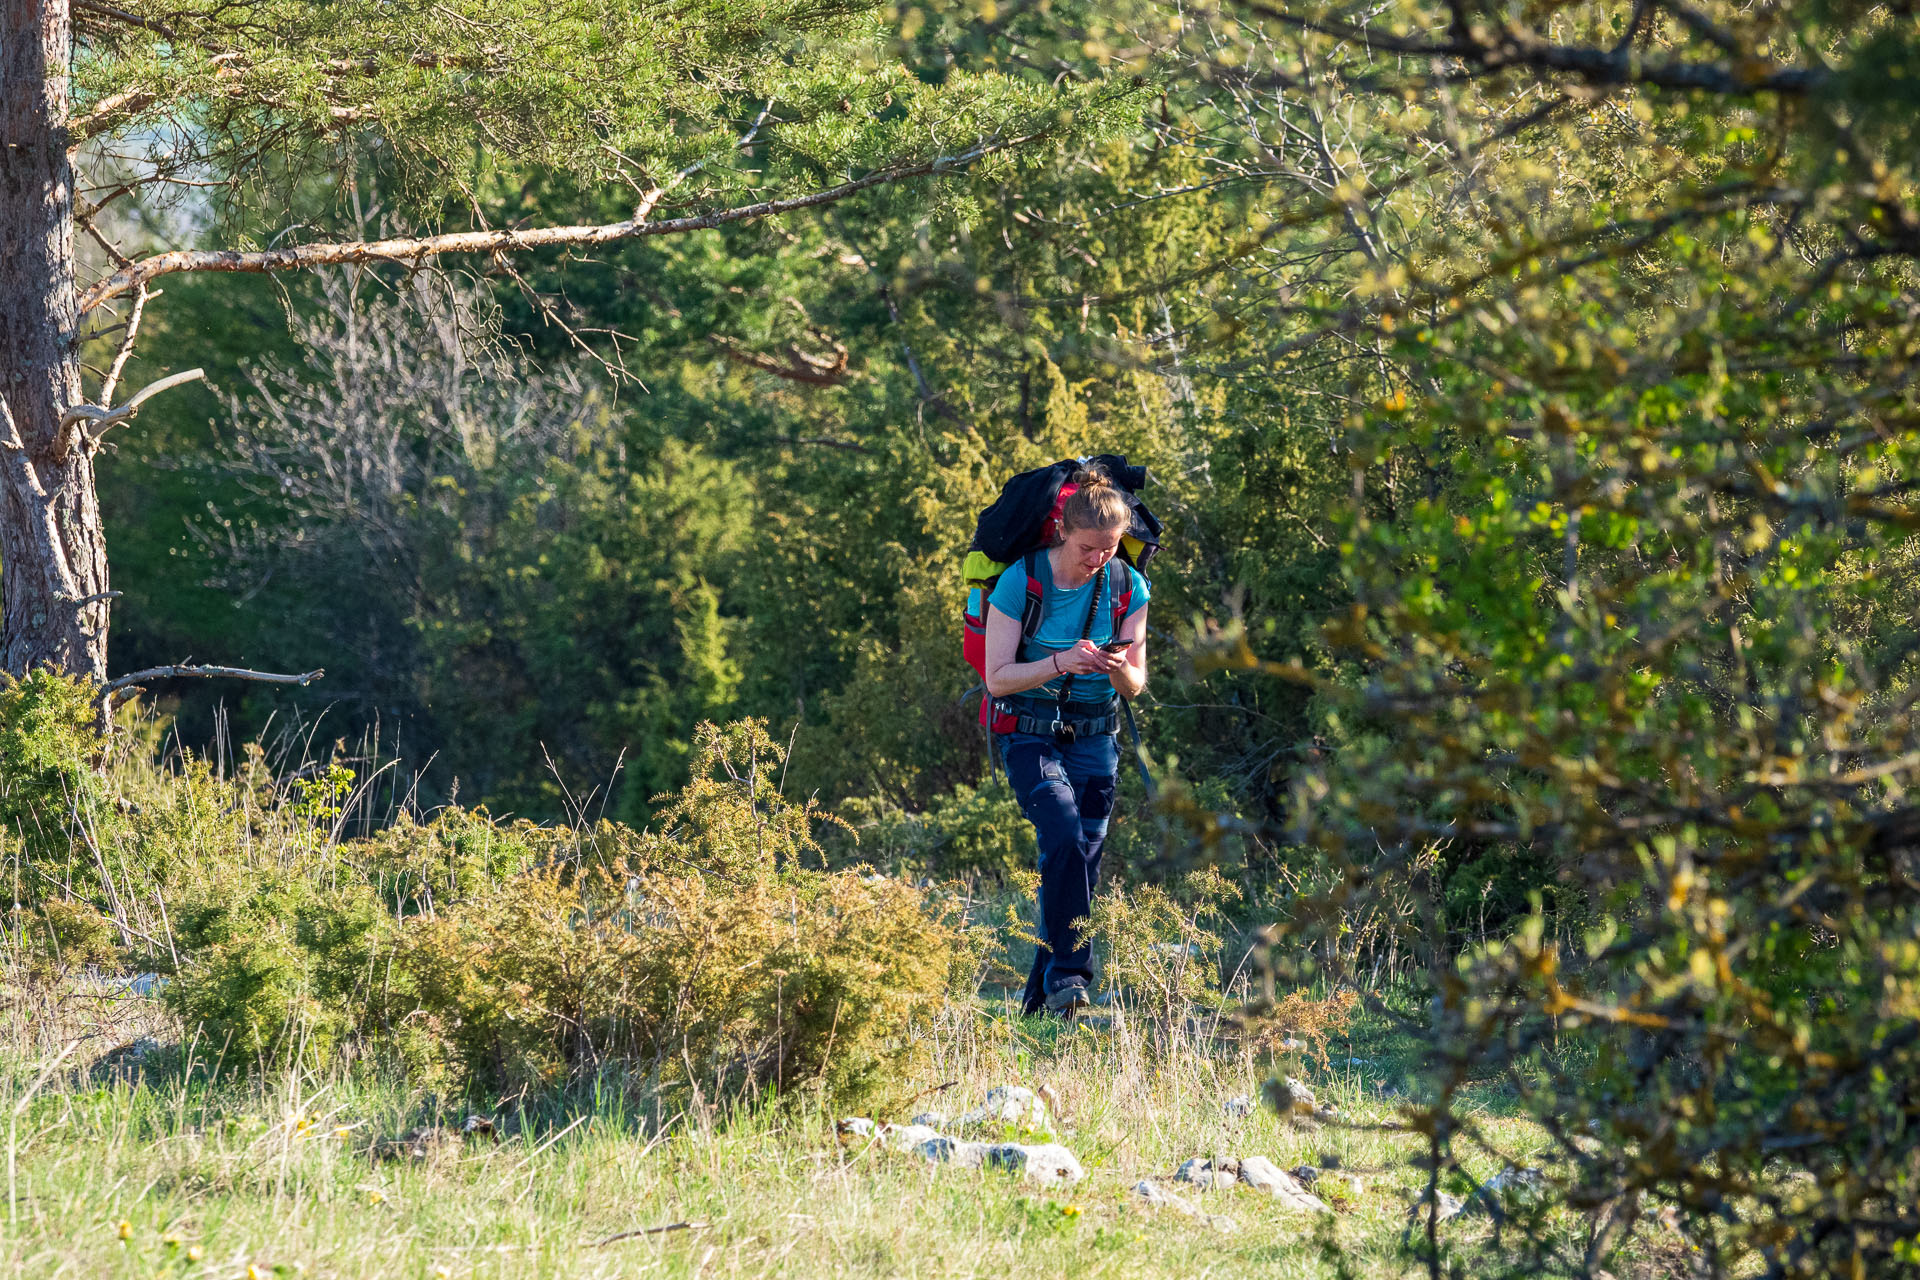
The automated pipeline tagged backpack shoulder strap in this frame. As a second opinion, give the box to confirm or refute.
[1109,563,1132,638]
[1019,551,1046,643]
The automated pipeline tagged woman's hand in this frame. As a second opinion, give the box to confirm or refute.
[1057,640,1124,676]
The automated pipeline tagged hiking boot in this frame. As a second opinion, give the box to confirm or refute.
[1045,978,1090,1015]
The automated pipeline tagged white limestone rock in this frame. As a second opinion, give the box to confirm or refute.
[1411,1187,1468,1223]
[985,1142,1084,1185]
[1483,1165,1545,1198]
[914,1136,991,1169]
[1175,1156,1242,1191]
[835,1117,877,1145]
[959,1084,1052,1130]
[1236,1156,1333,1211]
[881,1123,942,1151]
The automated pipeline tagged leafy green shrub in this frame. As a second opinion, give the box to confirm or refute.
[17,897,119,986]
[398,857,955,1104]
[836,782,1032,879]
[164,878,394,1067]
[352,808,556,915]
[150,720,960,1107]
[0,672,112,904]
[392,721,960,1106]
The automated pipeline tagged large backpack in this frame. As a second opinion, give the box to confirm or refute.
[961,456,1161,733]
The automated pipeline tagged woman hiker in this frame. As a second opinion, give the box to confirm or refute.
[982,465,1151,1017]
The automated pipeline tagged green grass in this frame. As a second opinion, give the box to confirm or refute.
[0,989,1627,1280]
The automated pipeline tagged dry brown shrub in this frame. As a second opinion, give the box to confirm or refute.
[1247,986,1359,1068]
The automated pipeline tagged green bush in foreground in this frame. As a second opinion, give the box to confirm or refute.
[0,670,111,903]
[116,716,963,1107]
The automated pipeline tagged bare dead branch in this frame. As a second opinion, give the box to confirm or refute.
[57,590,123,608]
[1232,0,1824,98]
[712,335,852,385]
[99,284,151,405]
[785,435,869,452]
[78,134,1041,314]
[591,1221,710,1247]
[58,367,205,458]
[100,663,325,700]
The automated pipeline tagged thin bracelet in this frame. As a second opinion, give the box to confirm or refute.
[1051,652,1062,675]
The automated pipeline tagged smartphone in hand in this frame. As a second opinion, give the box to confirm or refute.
[1099,638,1135,654]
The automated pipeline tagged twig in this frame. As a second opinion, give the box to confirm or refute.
[67,87,157,146]
[57,590,122,609]
[591,1221,710,1247]
[72,0,177,40]
[897,1078,960,1112]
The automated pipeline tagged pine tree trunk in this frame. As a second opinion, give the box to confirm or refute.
[0,0,111,682]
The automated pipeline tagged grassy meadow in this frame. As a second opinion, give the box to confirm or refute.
[0,974,1693,1280]
[0,688,1709,1280]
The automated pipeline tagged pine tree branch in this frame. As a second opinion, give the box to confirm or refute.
[78,136,1040,315]
[72,0,177,40]
[98,283,150,405]
[68,87,158,147]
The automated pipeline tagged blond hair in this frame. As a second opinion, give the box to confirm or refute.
[1057,464,1131,536]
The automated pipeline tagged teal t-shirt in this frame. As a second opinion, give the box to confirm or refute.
[986,555,1151,703]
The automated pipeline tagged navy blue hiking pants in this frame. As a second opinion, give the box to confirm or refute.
[1000,729,1119,1015]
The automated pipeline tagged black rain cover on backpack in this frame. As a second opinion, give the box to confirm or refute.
[969,454,1162,570]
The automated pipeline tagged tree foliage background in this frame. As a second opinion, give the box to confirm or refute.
[69,0,1920,1272]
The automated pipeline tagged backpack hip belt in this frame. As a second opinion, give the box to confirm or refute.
[989,696,1121,743]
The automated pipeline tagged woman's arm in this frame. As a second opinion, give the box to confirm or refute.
[1110,604,1148,699]
[984,604,1065,697]
[984,604,1121,697]
[983,602,1128,694]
